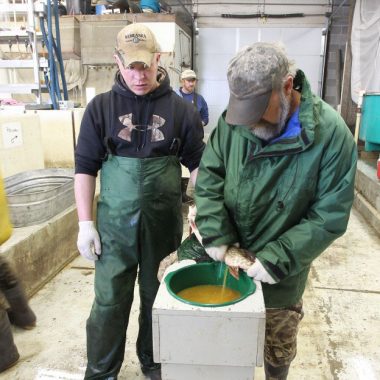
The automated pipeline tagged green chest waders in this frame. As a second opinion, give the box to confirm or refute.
[85,155,182,379]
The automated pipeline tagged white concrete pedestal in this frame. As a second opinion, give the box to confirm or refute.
[152,262,266,380]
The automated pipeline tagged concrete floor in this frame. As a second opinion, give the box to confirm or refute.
[1,207,380,380]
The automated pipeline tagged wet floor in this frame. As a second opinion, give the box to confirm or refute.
[1,207,379,380]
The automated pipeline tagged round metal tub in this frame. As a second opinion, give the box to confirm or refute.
[4,168,75,227]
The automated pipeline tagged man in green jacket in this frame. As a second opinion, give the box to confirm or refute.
[193,42,357,379]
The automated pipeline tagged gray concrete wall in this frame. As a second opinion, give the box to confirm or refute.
[354,159,380,235]
[0,205,79,298]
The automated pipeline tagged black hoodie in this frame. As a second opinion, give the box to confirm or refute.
[75,67,205,176]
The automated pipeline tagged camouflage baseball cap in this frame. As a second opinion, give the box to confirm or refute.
[116,23,159,68]
[226,42,290,125]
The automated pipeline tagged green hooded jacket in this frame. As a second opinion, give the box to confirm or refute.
[194,71,357,308]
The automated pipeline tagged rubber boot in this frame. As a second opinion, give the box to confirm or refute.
[0,308,20,373]
[3,284,36,329]
[264,361,290,380]
[142,367,161,380]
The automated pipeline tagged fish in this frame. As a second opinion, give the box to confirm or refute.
[157,245,255,282]
[224,246,255,279]
[157,251,178,282]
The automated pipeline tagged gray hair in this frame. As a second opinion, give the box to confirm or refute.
[270,42,297,90]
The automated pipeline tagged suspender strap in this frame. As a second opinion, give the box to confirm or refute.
[193,92,198,111]
[169,94,182,156]
[102,94,116,160]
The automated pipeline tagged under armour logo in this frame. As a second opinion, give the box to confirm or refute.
[118,113,166,142]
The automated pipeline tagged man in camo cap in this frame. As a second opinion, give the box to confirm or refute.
[190,42,357,379]
[226,43,290,129]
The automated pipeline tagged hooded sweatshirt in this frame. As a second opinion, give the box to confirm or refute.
[75,67,205,176]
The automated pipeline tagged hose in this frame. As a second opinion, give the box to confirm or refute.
[53,0,69,100]
[39,17,57,109]
[46,0,59,109]
[221,13,304,18]
[39,0,69,108]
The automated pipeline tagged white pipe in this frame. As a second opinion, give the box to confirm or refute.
[354,90,365,145]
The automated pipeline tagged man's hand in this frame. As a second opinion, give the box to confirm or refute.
[187,204,203,243]
[246,259,276,284]
[187,204,227,261]
[205,245,228,261]
[77,221,101,261]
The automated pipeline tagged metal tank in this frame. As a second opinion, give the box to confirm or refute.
[4,168,75,228]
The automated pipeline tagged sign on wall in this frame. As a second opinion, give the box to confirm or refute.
[1,122,23,149]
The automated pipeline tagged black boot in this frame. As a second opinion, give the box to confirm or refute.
[264,361,290,380]
[3,284,36,329]
[0,257,36,329]
[141,363,161,380]
[0,308,20,373]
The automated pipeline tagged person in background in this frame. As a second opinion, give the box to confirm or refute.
[0,173,37,373]
[140,0,160,13]
[178,69,209,127]
[58,0,67,16]
[192,42,357,379]
[177,69,209,203]
[74,23,204,380]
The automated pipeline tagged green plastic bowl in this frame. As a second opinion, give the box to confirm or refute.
[164,262,256,307]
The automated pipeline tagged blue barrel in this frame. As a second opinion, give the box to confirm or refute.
[360,93,380,151]
[95,4,106,14]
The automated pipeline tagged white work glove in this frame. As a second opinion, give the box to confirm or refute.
[247,259,276,284]
[187,205,203,243]
[205,245,228,262]
[77,221,101,261]
[187,205,228,261]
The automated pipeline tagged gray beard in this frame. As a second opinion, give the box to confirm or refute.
[249,91,291,141]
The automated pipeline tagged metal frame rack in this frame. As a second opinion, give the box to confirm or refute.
[0,0,44,103]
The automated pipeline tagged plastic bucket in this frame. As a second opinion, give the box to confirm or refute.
[360,93,380,151]
[164,262,256,307]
